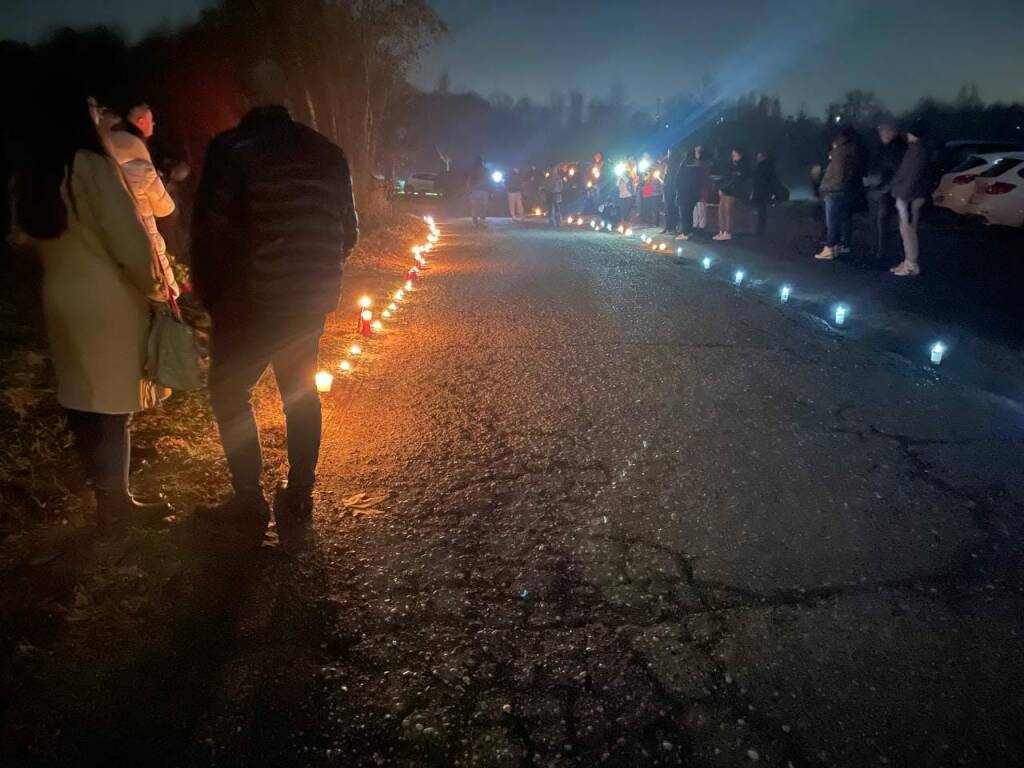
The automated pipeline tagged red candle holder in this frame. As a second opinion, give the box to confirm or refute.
[358,309,373,336]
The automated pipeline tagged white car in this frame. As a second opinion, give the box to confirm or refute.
[401,172,439,194]
[933,153,1004,215]
[968,152,1024,228]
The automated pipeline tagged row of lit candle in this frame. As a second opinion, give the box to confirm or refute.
[315,216,441,392]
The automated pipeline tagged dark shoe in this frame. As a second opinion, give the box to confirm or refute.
[273,482,314,523]
[95,490,173,536]
[272,484,312,553]
[192,493,270,551]
[130,492,173,516]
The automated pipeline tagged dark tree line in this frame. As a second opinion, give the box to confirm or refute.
[1,0,445,221]
[398,80,1024,190]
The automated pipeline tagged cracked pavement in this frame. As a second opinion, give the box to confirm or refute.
[12,218,1021,767]
[275,219,1023,768]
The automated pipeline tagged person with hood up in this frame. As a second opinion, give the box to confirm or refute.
[889,119,932,277]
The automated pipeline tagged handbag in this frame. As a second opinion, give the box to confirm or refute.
[147,286,205,392]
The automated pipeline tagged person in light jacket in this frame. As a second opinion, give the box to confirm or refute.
[100,111,180,297]
[890,119,931,277]
[12,86,171,535]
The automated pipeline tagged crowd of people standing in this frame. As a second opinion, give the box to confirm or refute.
[498,115,935,279]
[813,118,934,277]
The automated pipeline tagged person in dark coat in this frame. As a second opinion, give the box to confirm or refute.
[191,61,358,545]
[890,119,932,277]
[870,122,907,265]
[814,126,861,259]
[673,148,696,240]
[660,146,681,234]
[750,150,783,235]
[715,148,750,240]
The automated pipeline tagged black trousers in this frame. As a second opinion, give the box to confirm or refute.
[754,201,769,235]
[208,313,325,499]
[66,410,130,495]
[678,195,698,235]
[664,190,678,231]
[874,191,896,261]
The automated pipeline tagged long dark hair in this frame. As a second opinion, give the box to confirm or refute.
[14,80,109,240]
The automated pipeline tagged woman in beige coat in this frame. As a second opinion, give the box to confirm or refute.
[13,90,172,534]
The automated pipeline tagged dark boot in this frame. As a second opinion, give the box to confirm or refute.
[67,410,172,535]
[192,493,271,552]
[95,489,173,536]
[273,481,313,523]
[273,482,313,553]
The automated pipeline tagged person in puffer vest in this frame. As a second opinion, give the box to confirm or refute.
[191,61,358,547]
[100,117,180,298]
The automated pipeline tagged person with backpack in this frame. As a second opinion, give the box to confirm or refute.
[890,119,932,278]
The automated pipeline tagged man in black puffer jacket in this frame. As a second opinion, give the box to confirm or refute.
[192,61,358,544]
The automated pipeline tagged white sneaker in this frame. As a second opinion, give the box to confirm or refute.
[814,246,835,260]
[892,262,920,277]
[715,232,732,241]
[675,233,690,241]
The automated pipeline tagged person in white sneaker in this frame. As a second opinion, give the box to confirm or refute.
[890,120,931,277]
[814,127,859,260]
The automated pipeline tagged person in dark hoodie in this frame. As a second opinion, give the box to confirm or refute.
[660,146,681,234]
[750,150,785,235]
[869,122,907,265]
[890,119,932,277]
[714,147,750,241]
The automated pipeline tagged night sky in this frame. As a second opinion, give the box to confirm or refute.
[7,0,1024,116]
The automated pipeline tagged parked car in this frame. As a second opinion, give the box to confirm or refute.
[401,172,439,195]
[933,152,1004,215]
[935,140,1023,174]
[968,152,1024,228]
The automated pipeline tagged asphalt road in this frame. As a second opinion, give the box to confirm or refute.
[98,218,1023,768]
